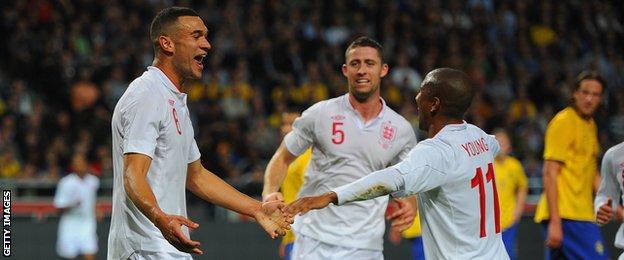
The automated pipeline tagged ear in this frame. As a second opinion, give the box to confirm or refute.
[158,35,175,53]
[380,63,389,78]
[431,97,441,114]
[342,64,348,77]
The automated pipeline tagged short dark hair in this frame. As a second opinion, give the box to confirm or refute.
[575,70,606,92]
[421,68,474,119]
[150,7,200,51]
[344,36,384,62]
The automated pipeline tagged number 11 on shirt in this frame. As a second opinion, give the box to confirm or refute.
[471,162,500,238]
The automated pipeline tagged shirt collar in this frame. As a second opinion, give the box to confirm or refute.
[439,121,468,133]
[148,66,181,94]
[342,93,387,120]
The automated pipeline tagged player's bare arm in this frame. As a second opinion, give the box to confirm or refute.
[186,159,292,238]
[124,153,203,254]
[543,160,563,248]
[387,196,417,232]
[285,192,338,216]
[262,142,297,202]
[514,186,528,223]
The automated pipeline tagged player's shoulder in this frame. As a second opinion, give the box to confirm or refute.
[605,142,624,159]
[506,156,523,167]
[58,173,78,186]
[85,174,100,185]
[549,107,577,126]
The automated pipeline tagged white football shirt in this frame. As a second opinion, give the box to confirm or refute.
[108,66,201,259]
[595,142,624,250]
[334,122,509,259]
[54,173,99,247]
[285,93,416,250]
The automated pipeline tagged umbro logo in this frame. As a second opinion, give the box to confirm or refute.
[168,99,175,106]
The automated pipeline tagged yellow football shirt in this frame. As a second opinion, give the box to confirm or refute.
[494,156,528,230]
[281,148,312,245]
[534,107,599,222]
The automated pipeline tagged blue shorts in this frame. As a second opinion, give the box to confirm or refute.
[541,220,608,260]
[285,243,294,260]
[409,236,425,260]
[502,223,519,260]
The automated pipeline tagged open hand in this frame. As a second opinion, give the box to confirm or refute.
[254,200,293,239]
[154,213,203,254]
[285,192,337,216]
[263,192,284,203]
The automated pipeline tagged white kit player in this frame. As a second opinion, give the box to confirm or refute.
[54,154,100,260]
[286,68,510,259]
[108,7,290,260]
[595,141,624,259]
[263,36,417,259]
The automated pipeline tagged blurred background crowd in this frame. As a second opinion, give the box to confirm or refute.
[0,0,623,204]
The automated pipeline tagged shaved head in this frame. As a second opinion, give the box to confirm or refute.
[420,68,474,119]
[150,7,200,52]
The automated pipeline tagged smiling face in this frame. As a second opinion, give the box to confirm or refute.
[170,16,211,80]
[342,46,388,102]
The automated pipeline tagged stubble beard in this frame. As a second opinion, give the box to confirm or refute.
[349,84,378,103]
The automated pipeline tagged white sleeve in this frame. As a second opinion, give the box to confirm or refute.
[188,139,201,163]
[390,143,448,197]
[121,94,162,158]
[333,167,405,205]
[332,143,448,204]
[54,179,77,209]
[283,103,321,156]
[594,148,618,214]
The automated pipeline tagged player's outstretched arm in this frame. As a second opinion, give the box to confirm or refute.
[124,154,203,254]
[186,159,292,238]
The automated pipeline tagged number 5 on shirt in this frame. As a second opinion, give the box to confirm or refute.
[332,121,344,144]
[471,162,500,238]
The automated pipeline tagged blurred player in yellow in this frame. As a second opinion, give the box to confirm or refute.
[493,128,527,260]
[274,111,312,259]
[534,71,607,259]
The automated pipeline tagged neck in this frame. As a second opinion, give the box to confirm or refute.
[495,153,507,161]
[571,105,593,120]
[348,93,382,122]
[427,117,464,138]
[153,57,184,91]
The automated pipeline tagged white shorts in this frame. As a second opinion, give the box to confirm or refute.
[127,250,192,260]
[56,234,98,258]
[291,233,383,260]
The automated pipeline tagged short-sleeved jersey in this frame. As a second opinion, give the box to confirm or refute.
[594,142,624,249]
[285,93,416,250]
[335,122,508,259]
[281,148,311,245]
[54,173,99,239]
[108,66,201,259]
[494,156,528,230]
[535,107,599,223]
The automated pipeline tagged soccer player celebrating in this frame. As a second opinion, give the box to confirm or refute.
[108,7,290,259]
[263,36,417,259]
[286,68,510,259]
